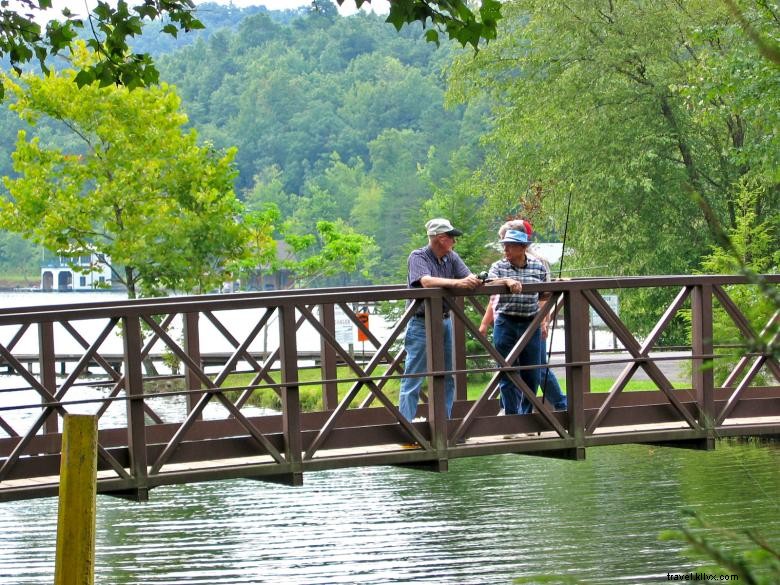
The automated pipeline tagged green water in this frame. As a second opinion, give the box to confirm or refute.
[1,440,778,584]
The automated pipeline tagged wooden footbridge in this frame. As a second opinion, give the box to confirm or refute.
[0,275,778,502]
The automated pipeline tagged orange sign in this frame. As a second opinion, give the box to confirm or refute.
[356,312,370,342]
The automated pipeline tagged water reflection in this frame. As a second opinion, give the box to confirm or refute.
[0,440,778,584]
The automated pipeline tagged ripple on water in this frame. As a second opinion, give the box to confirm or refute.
[0,441,778,584]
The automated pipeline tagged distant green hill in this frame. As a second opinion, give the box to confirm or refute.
[128,2,302,57]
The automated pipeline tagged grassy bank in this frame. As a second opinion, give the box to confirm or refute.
[0,272,38,289]
[217,367,675,412]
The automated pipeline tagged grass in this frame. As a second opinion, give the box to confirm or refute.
[217,366,681,412]
[0,271,38,288]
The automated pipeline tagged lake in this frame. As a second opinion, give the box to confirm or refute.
[0,440,778,583]
[1,292,778,583]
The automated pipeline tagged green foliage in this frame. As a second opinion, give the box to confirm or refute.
[446,0,779,338]
[349,0,501,49]
[0,45,247,298]
[244,166,296,218]
[237,203,283,286]
[0,0,500,101]
[104,8,497,289]
[155,12,485,284]
[0,0,203,99]
[282,220,379,288]
[420,148,494,272]
[695,181,779,383]
[0,231,38,277]
[723,0,780,67]
[660,510,780,585]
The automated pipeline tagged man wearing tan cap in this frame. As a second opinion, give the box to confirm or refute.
[398,218,521,422]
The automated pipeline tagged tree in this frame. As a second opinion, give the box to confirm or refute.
[363,128,434,279]
[447,0,779,339]
[0,0,501,100]
[239,203,283,290]
[696,180,779,382]
[723,0,780,67]
[0,45,247,298]
[244,166,295,218]
[282,220,379,288]
[420,149,495,273]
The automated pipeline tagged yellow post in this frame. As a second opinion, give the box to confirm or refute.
[55,414,98,585]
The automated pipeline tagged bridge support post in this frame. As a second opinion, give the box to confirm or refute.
[183,312,203,416]
[319,303,339,410]
[122,314,149,500]
[55,414,97,585]
[425,295,449,470]
[39,321,59,437]
[692,284,716,450]
[452,297,468,402]
[564,289,589,457]
[278,305,304,486]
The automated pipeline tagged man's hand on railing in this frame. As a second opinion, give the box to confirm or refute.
[492,277,522,294]
[455,274,483,289]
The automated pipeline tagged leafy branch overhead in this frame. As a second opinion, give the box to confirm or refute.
[0,0,501,99]
[0,0,203,98]
[344,0,502,48]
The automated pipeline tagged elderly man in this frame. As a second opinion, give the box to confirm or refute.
[398,218,522,422]
[487,227,552,415]
[479,219,567,411]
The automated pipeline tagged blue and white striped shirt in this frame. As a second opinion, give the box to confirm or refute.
[487,256,549,318]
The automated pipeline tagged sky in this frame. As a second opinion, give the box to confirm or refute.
[210,0,390,16]
[39,0,389,20]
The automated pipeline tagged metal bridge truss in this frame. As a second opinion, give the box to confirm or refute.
[0,275,777,501]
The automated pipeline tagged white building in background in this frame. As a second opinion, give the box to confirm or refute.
[530,242,566,266]
[40,252,113,291]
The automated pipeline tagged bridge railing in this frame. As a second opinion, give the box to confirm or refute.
[0,275,777,501]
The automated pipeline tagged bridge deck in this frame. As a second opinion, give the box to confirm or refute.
[1,411,778,502]
[1,387,778,502]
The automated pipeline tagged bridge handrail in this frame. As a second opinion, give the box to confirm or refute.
[1,274,776,324]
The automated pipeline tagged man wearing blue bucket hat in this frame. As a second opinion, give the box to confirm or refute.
[487,227,551,415]
[479,219,567,412]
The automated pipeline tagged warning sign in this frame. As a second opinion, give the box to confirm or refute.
[356,312,370,342]
[334,306,353,346]
[590,294,619,327]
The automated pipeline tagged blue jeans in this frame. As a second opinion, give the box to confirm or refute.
[493,314,542,415]
[398,316,455,421]
[539,342,567,410]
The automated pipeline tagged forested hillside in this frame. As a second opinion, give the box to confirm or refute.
[155,5,483,280]
[0,3,484,283]
[128,3,302,57]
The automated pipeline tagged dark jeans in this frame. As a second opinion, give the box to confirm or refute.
[493,314,542,415]
[539,342,567,410]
